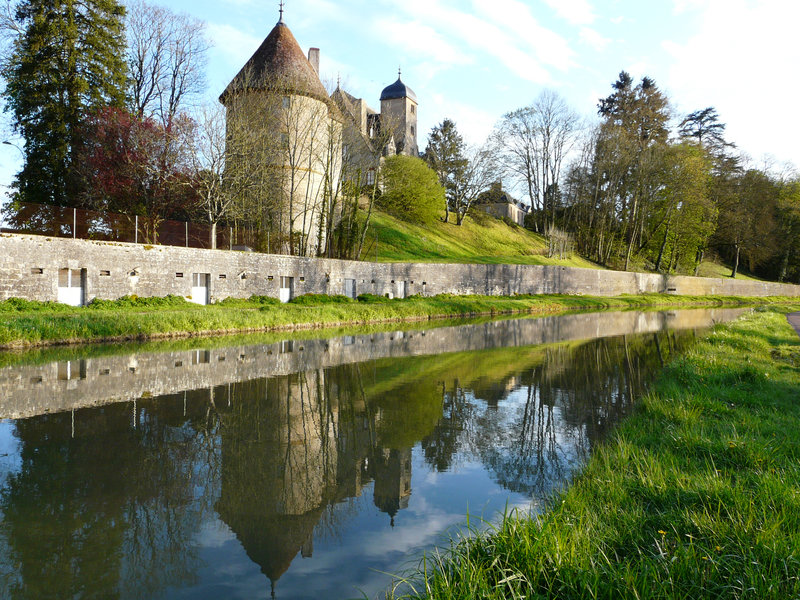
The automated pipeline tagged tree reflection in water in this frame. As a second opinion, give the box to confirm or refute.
[0,328,696,598]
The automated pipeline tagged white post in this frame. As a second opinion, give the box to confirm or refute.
[135,215,138,244]
[73,208,76,238]
[185,222,188,247]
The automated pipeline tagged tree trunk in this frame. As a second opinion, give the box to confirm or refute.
[779,248,789,282]
[623,196,639,272]
[654,212,672,272]
[694,249,704,277]
[210,221,217,250]
[731,244,740,278]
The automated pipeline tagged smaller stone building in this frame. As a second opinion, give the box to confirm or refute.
[475,181,529,226]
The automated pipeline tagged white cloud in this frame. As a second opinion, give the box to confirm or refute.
[542,0,596,25]
[665,0,800,167]
[371,17,474,68]
[206,23,262,65]
[368,0,574,85]
[425,93,498,146]
[579,27,611,51]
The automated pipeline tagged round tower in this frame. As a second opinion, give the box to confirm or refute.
[380,70,418,157]
[219,12,343,256]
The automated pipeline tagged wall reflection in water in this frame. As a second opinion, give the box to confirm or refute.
[0,310,744,599]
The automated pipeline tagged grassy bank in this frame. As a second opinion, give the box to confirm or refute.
[0,293,792,349]
[369,210,599,268]
[390,307,800,599]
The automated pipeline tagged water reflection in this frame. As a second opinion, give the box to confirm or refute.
[0,309,746,599]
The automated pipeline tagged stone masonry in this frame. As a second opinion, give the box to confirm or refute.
[1,232,800,304]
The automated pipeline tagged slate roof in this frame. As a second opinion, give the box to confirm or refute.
[380,76,417,102]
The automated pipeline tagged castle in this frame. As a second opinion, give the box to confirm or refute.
[220,8,418,256]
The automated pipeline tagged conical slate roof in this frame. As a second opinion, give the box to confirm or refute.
[380,75,417,102]
[220,21,330,104]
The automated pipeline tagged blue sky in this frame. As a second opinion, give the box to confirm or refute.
[1,0,798,194]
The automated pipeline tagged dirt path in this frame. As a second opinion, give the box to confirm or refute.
[788,313,800,338]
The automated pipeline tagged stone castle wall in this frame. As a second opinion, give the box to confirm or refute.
[1,232,799,304]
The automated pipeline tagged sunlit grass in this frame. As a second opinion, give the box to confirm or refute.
[0,293,792,348]
[389,307,800,599]
[368,210,599,269]
[696,260,763,281]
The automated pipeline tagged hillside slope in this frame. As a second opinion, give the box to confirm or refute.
[366,209,599,268]
[366,209,770,282]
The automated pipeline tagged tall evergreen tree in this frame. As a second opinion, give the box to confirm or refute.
[3,0,127,207]
[423,119,467,223]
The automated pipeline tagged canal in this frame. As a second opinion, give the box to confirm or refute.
[0,308,747,599]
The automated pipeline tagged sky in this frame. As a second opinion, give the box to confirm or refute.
[1,0,799,194]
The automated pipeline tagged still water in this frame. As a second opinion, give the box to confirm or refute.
[0,308,746,599]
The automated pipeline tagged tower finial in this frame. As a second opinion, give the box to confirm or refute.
[398,66,402,79]
[279,0,284,23]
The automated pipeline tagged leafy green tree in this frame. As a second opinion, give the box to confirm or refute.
[596,72,671,270]
[3,0,128,207]
[679,107,732,156]
[647,143,715,273]
[775,179,800,282]
[423,118,467,223]
[713,168,780,278]
[378,155,444,224]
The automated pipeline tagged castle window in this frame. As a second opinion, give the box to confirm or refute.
[410,126,415,136]
[366,169,375,185]
[282,96,290,109]
[411,105,416,114]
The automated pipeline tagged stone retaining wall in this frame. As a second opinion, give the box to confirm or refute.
[2,232,799,303]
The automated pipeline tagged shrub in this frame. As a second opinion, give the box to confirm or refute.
[357,293,393,303]
[378,155,444,224]
[289,293,354,305]
[87,294,187,309]
[0,298,73,312]
[217,295,281,307]
[248,295,281,306]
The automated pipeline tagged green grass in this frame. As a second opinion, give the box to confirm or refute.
[368,210,599,268]
[367,209,768,283]
[0,293,792,349]
[696,260,764,281]
[389,307,800,599]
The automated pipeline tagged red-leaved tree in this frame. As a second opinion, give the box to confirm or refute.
[78,107,198,243]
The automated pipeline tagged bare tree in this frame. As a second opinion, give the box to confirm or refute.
[451,144,496,225]
[492,90,582,232]
[187,103,230,249]
[126,0,209,127]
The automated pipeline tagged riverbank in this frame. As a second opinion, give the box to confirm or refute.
[0,293,796,349]
[390,307,800,599]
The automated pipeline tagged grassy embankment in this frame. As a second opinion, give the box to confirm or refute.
[370,209,763,281]
[368,210,598,268]
[0,293,791,349]
[390,307,800,599]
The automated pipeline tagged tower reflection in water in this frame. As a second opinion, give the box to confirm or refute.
[0,310,744,599]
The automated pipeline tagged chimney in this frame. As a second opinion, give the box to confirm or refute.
[308,48,320,75]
